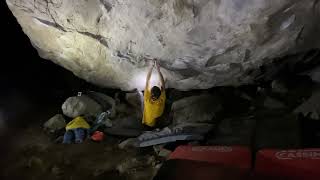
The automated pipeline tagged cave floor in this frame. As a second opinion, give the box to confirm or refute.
[0,109,308,180]
[0,126,157,180]
[0,77,319,180]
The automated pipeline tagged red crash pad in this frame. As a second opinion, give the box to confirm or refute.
[169,145,251,170]
[255,149,320,180]
[154,159,250,180]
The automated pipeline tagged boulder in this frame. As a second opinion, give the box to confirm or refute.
[208,116,256,146]
[104,115,144,137]
[171,94,222,125]
[43,114,66,132]
[308,66,320,83]
[26,156,45,172]
[112,116,144,130]
[61,95,102,118]
[125,91,142,110]
[116,155,155,174]
[153,145,172,159]
[271,79,288,94]
[263,97,286,109]
[294,90,320,119]
[115,102,142,121]
[86,91,117,118]
[51,165,63,178]
[6,0,320,90]
[118,138,137,149]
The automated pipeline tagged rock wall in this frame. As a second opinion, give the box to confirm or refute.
[6,0,320,90]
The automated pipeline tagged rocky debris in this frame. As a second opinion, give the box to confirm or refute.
[297,50,320,83]
[6,0,320,90]
[128,170,157,180]
[27,156,43,168]
[294,90,320,119]
[26,156,46,173]
[307,66,320,83]
[239,92,253,101]
[171,94,222,125]
[154,163,162,170]
[61,95,102,118]
[153,145,172,159]
[43,114,66,132]
[51,165,63,178]
[158,149,171,159]
[255,113,301,149]
[116,155,156,176]
[257,87,267,95]
[271,79,288,94]
[54,136,64,144]
[208,115,256,146]
[263,97,286,109]
[118,138,137,149]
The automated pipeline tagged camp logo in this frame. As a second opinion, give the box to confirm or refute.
[275,150,320,160]
[191,146,233,152]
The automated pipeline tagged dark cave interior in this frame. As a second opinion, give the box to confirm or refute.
[0,1,111,130]
[2,1,320,180]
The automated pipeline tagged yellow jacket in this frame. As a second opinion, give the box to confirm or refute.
[142,89,166,127]
[66,116,90,130]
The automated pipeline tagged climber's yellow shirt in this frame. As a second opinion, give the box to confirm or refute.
[142,88,166,127]
[66,116,90,130]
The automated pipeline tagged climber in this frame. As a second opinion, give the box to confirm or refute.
[142,60,166,127]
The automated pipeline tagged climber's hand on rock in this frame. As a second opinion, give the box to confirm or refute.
[155,60,160,70]
[152,59,156,68]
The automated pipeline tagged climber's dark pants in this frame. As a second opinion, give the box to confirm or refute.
[63,128,87,144]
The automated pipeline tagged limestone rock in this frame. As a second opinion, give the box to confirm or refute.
[308,66,320,83]
[171,94,222,125]
[208,116,255,146]
[43,114,66,132]
[294,90,320,119]
[153,145,171,158]
[51,165,63,177]
[6,0,320,90]
[118,138,137,149]
[125,91,142,109]
[112,116,144,130]
[116,155,155,174]
[27,156,44,171]
[86,91,116,118]
[271,79,288,94]
[263,97,286,109]
[61,95,102,118]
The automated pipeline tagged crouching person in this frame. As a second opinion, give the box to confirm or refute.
[63,116,91,144]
